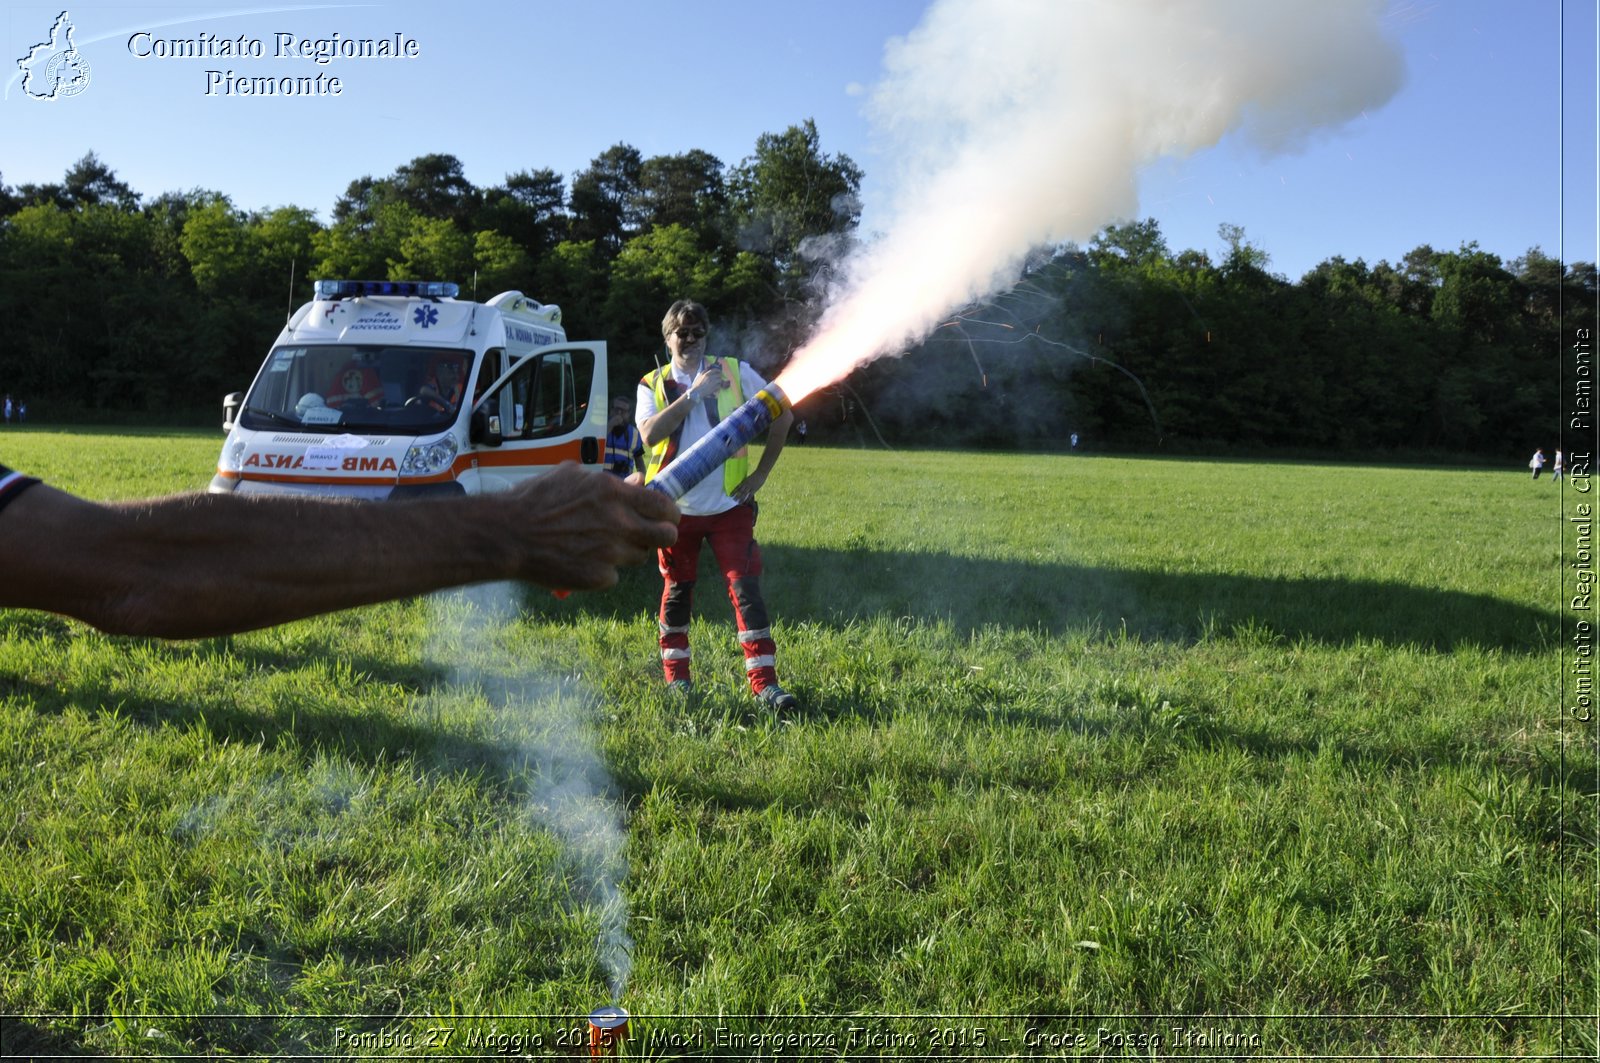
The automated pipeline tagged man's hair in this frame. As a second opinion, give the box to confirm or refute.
[661,299,710,338]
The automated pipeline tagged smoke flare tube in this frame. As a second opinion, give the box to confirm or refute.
[588,1006,628,1056]
[547,385,790,598]
[549,385,790,598]
[644,384,792,501]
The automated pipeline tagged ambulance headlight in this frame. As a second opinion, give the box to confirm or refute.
[219,439,247,472]
[400,435,459,477]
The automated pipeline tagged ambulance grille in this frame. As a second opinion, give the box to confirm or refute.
[272,435,393,445]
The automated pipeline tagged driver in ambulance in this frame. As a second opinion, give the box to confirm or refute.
[416,356,466,413]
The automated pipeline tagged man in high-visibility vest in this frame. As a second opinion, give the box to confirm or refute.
[604,396,644,477]
[637,299,798,711]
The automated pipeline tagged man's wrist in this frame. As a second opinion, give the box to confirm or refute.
[457,494,523,582]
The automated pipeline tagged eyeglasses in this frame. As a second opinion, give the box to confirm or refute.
[672,328,707,341]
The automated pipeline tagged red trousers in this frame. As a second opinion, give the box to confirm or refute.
[656,502,779,693]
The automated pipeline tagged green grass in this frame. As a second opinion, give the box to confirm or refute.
[0,427,1592,1058]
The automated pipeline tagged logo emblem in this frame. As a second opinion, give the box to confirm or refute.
[413,306,439,328]
[17,11,91,101]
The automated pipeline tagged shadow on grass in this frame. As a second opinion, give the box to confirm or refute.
[2,629,518,779]
[0,1017,99,1059]
[2,532,1558,783]
[552,545,1559,655]
[2,537,1567,804]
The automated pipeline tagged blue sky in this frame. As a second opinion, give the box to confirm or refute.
[3,0,1595,282]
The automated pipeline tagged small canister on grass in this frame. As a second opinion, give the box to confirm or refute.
[588,1006,628,1056]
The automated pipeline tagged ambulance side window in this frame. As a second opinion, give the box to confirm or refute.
[476,348,504,404]
[475,348,504,423]
[507,349,594,440]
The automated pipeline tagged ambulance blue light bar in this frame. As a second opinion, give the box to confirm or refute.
[314,279,460,300]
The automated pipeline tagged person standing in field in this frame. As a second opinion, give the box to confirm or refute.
[1552,450,1564,481]
[604,396,645,477]
[1530,449,1546,479]
[637,299,798,712]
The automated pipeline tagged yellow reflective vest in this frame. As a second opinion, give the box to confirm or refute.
[642,356,748,495]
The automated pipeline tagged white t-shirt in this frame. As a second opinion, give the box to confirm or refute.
[637,358,770,517]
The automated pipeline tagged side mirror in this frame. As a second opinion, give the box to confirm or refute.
[470,407,503,447]
[222,391,243,433]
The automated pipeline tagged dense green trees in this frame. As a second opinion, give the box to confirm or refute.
[0,137,1587,461]
[862,228,1589,459]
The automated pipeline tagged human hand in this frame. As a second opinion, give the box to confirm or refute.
[730,469,767,505]
[688,364,724,403]
[507,463,679,590]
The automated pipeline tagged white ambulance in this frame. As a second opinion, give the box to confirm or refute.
[210,280,607,499]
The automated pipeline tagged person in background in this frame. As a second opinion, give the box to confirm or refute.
[1530,449,1546,480]
[0,462,678,639]
[1552,449,1564,481]
[637,298,798,712]
[605,396,645,477]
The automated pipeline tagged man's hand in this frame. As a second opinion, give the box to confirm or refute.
[507,463,679,590]
[730,468,767,506]
[687,363,724,403]
[730,408,792,506]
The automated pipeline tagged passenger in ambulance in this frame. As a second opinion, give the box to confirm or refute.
[325,364,384,410]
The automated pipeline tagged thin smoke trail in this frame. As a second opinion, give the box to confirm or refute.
[777,0,1405,402]
[427,583,633,1000]
[936,295,1165,440]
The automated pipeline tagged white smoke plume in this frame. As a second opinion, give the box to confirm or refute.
[778,0,1405,399]
[428,584,632,1000]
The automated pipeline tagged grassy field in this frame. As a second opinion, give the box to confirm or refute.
[0,426,1593,1059]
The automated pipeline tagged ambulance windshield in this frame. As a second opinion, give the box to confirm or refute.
[240,345,475,432]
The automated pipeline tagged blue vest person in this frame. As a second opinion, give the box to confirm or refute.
[605,397,644,477]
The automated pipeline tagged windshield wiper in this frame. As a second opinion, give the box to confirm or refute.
[243,407,307,428]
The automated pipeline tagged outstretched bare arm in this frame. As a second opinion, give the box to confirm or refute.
[0,463,678,639]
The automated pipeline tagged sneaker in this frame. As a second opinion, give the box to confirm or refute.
[665,678,694,697]
[754,685,799,712]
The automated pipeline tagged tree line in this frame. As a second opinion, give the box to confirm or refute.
[864,220,1593,460]
[0,132,1590,460]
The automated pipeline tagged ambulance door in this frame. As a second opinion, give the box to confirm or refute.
[472,342,606,493]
